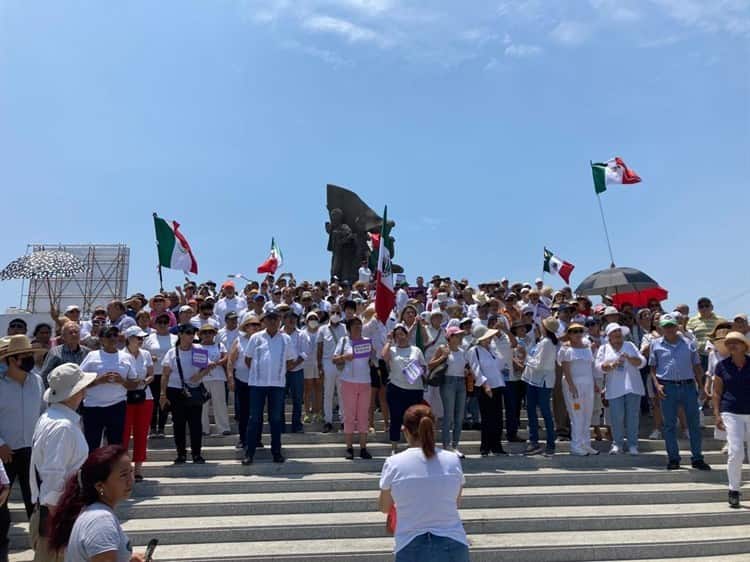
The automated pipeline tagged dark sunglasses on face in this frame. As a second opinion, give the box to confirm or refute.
[568,329,584,334]
[699,303,711,309]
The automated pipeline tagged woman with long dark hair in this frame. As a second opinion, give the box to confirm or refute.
[378,404,469,562]
[47,445,145,561]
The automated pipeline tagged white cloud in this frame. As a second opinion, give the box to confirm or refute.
[504,43,543,57]
[650,0,750,36]
[459,28,499,45]
[327,0,393,16]
[302,15,389,46]
[550,20,591,45]
[637,34,682,48]
[589,0,641,22]
[281,38,351,66]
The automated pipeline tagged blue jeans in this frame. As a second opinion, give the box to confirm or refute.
[246,386,285,457]
[526,385,555,450]
[440,377,466,448]
[608,393,641,449]
[284,370,304,432]
[395,533,469,562]
[661,381,703,463]
[465,394,480,424]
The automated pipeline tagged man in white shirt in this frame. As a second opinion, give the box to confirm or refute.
[395,281,409,316]
[358,261,371,284]
[214,281,247,328]
[218,312,240,353]
[190,302,221,330]
[317,305,348,433]
[30,363,96,562]
[241,310,296,465]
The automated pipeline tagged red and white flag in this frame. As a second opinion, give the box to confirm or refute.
[543,247,575,284]
[375,206,395,324]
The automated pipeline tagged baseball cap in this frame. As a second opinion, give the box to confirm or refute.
[659,314,678,327]
[123,326,148,338]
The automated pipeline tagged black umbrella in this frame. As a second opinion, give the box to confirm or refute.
[575,266,660,296]
[0,250,86,280]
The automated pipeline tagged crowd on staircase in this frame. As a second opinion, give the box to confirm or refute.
[1,273,749,561]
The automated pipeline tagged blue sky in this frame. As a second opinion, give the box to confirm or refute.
[1,0,749,317]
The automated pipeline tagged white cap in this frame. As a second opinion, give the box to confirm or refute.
[65,305,80,313]
[605,322,631,338]
[603,306,620,316]
[535,278,543,284]
[124,326,148,339]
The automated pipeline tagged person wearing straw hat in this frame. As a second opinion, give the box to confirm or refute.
[705,326,732,453]
[228,314,262,451]
[713,331,750,508]
[469,325,507,456]
[558,323,599,456]
[523,317,559,456]
[595,324,646,455]
[197,324,230,437]
[0,336,45,562]
[29,363,97,562]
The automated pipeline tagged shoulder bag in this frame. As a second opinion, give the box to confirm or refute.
[426,345,448,387]
[176,346,211,407]
[126,352,146,404]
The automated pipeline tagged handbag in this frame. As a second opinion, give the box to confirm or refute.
[127,389,147,404]
[176,345,211,407]
[425,346,449,387]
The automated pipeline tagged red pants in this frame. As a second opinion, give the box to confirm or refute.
[122,400,154,463]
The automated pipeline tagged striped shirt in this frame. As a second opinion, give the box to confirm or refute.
[686,313,727,355]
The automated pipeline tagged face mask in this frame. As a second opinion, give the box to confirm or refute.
[307,320,319,330]
[19,356,36,372]
[330,314,342,324]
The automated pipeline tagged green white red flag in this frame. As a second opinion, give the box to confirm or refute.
[543,247,574,284]
[153,214,198,274]
[375,206,395,324]
[257,238,283,274]
[591,157,641,194]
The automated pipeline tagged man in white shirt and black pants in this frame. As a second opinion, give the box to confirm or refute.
[242,310,296,465]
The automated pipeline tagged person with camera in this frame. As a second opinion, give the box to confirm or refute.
[121,327,154,482]
[160,324,208,464]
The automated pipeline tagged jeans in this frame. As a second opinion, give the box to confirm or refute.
[608,393,641,449]
[82,401,127,452]
[246,386,285,457]
[235,378,251,447]
[527,384,555,449]
[386,383,424,443]
[167,387,203,458]
[395,533,470,562]
[478,386,504,453]
[465,393,480,424]
[0,448,32,562]
[661,381,703,463]
[439,377,466,448]
[284,370,304,432]
[504,380,524,439]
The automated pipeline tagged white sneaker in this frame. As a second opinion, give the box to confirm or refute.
[722,444,729,454]
[649,429,662,439]
[609,445,621,455]
[454,448,466,459]
[628,446,639,456]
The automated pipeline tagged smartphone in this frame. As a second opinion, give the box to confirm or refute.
[145,538,158,562]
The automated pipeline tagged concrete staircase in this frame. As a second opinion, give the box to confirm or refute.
[7,406,750,561]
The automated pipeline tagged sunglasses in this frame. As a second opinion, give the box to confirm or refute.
[568,329,584,334]
[698,303,712,309]
[180,330,196,336]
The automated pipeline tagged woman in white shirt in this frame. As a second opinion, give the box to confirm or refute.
[197,325,230,436]
[228,314,262,450]
[300,312,323,424]
[429,326,470,457]
[334,317,374,460]
[48,444,145,562]
[595,323,646,455]
[523,317,559,456]
[143,313,177,438]
[378,404,469,562]
[160,324,209,464]
[558,323,599,456]
[121,327,154,482]
[382,324,428,455]
[469,325,506,456]
[363,306,390,433]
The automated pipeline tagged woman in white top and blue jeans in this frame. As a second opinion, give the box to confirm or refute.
[378,404,469,562]
[523,317,559,456]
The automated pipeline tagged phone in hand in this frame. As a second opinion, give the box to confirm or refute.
[145,538,158,562]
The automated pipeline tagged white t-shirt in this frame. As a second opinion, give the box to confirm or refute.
[557,345,596,381]
[214,296,247,327]
[64,502,131,562]
[317,323,347,362]
[358,266,371,283]
[379,447,468,553]
[124,348,154,400]
[143,333,177,375]
[335,337,373,384]
[387,345,427,390]
[198,342,227,382]
[444,348,467,378]
[162,347,202,389]
[79,350,136,408]
[232,334,253,384]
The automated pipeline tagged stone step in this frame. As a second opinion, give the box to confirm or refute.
[9,523,750,561]
[8,482,732,522]
[8,502,749,549]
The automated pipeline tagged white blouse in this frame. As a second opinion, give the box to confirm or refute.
[469,345,506,389]
[595,341,646,399]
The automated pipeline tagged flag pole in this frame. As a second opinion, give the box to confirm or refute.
[153,212,165,292]
[591,161,616,268]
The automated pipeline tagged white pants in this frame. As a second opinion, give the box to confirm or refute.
[722,412,750,492]
[201,380,230,434]
[323,362,344,424]
[563,375,595,454]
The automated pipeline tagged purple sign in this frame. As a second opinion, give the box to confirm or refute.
[351,339,372,360]
[192,348,209,368]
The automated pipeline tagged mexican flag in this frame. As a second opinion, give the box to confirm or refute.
[257,237,283,274]
[375,206,395,324]
[543,247,574,284]
[153,214,198,274]
[591,157,641,194]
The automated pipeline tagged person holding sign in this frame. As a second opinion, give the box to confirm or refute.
[382,324,428,456]
[333,317,374,460]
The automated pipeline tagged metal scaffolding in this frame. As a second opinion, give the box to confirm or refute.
[24,244,130,315]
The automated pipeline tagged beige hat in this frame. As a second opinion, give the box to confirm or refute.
[542,317,560,334]
[474,291,489,306]
[472,324,498,343]
[240,314,261,329]
[44,363,97,403]
[725,331,750,352]
[0,335,39,361]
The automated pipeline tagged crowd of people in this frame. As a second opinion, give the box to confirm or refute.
[0,272,748,561]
